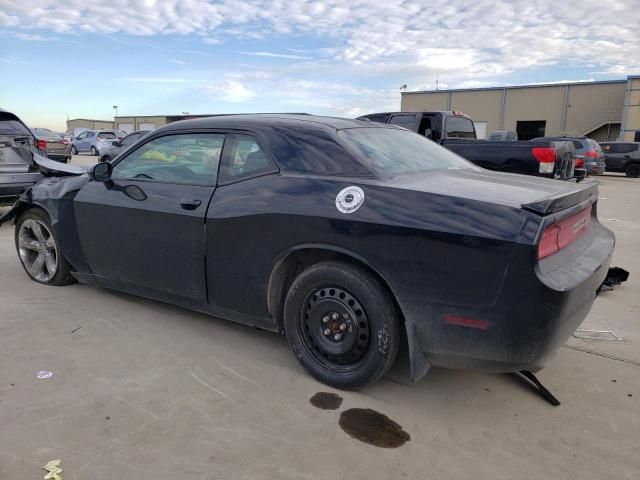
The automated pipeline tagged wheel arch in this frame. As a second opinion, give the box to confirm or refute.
[267,244,402,329]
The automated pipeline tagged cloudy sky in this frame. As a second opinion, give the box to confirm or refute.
[1,0,639,131]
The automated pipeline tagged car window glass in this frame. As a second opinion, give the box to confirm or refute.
[113,133,224,185]
[121,134,140,146]
[446,117,475,139]
[389,115,418,129]
[87,132,95,138]
[339,127,474,175]
[97,132,116,140]
[221,134,275,180]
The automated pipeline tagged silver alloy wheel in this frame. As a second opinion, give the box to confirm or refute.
[18,219,58,282]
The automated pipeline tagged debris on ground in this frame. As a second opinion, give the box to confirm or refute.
[598,267,630,293]
[36,371,53,379]
[573,329,623,341]
[43,459,62,480]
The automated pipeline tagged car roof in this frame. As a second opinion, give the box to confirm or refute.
[158,114,388,133]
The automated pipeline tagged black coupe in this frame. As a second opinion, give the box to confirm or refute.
[1,115,614,388]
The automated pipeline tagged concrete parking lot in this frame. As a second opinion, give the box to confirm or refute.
[0,161,638,480]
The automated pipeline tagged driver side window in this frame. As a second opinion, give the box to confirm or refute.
[112,133,224,185]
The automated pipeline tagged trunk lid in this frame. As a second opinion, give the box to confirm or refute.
[388,168,596,215]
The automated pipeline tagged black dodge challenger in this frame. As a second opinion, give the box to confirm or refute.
[0,115,614,389]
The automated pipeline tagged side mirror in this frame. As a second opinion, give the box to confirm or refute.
[112,140,120,146]
[89,162,113,182]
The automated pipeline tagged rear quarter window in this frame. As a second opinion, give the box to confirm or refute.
[266,125,370,176]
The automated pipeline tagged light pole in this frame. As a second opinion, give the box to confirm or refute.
[113,105,118,124]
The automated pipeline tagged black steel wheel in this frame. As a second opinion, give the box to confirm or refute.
[625,163,640,178]
[284,261,399,389]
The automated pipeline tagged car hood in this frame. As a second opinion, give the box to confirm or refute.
[33,153,86,176]
[387,168,597,215]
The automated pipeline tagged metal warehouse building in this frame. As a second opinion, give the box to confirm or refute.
[401,75,640,142]
[66,114,213,135]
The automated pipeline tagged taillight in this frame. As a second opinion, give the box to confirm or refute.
[575,155,585,168]
[61,139,68,145]
[531,147,556,174]
[538,206,592,259]
[584,150,598,158]
[36,139,47,150]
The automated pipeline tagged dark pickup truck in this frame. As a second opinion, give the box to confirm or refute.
[357,111,582,181]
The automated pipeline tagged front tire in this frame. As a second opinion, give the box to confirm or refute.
[71,146,78,155]
[625,163,640,178]
[284,261,399,389]
[15,209,75,286]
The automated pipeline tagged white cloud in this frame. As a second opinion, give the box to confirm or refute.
[203,79,256,102]
[169,59,186,65]
[126,77,190,83]
[2,0,636,79]
[239,51,311,60]
[12,32,55,42]
[3,0,639,117]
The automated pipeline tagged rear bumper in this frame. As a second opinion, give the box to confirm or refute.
[401,220,614,374]
[0,172,42,199]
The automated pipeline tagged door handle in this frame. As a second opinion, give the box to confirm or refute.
[180,198,202,210]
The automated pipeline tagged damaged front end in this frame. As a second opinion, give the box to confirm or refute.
[0,153,89,227]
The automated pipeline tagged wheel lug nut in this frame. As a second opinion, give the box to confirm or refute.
[322,316,329,323]
[334,333,341,341]
[323,329,330,336]
[331,313,339,320]
[339,324,346,331]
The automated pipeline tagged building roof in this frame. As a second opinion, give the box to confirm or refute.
[402,78,628,95]
[68,118,113,122]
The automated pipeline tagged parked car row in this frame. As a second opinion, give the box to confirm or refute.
[357,111,583,181]
[358,111,640,179]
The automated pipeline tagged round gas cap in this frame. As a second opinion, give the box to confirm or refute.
[336,186,364,213]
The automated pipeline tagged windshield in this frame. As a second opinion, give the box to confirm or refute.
[338,127,474,175]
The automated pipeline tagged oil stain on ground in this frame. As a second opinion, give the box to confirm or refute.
[339,408,410,448]
[309,392,343,410]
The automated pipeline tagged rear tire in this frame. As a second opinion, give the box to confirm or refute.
[15,209,76,286]
[284,261,399,389]
[100,155,110,163]
[625,163,640,178]
[90,146,98,156]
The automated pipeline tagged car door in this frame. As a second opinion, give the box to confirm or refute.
[74,131,87,150]
[82,132,95,151]
[73,131,225,303]
[602,143,625,170]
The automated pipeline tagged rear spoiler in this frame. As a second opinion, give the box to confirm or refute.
[522,182,598,215]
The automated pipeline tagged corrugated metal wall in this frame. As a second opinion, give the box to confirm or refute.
[401,92,449,111]
[502,86,566,134]
[450,90,503,134]
[401,80,627,138]
[564,83,626,135]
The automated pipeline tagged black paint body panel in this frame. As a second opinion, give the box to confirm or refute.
[0,115,615,381]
